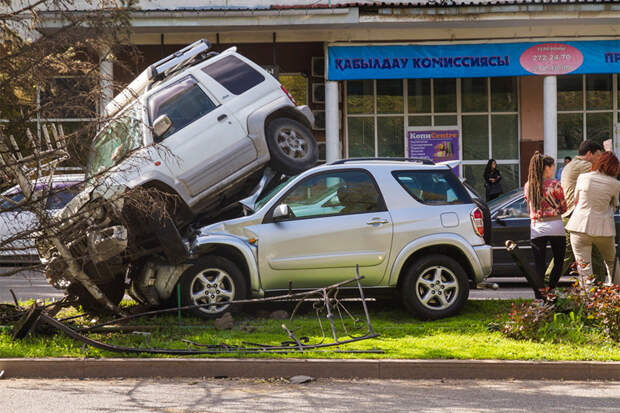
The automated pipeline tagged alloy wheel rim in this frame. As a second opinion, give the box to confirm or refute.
[275,127,309,160]
[189,268,235,314]
[415,266,459,311]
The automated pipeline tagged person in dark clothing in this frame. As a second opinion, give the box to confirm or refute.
[483,159,503,201]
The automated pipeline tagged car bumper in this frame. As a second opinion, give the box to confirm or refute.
[296,105,315,128]
[473,244,493,283]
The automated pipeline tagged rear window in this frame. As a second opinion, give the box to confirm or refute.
[393,170,472,205]
[202,55,265,95]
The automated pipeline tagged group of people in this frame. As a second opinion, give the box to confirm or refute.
[523,140,620,298]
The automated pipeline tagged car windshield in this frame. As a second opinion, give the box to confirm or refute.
[87,104,142,178]
[487,188,523,210]
[253,176,296,212]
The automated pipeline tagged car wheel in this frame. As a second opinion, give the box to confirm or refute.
[266,118,318,175]
[178,256,248,319]
[401,254,470,320]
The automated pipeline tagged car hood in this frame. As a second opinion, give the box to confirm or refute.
[199,213,264,239]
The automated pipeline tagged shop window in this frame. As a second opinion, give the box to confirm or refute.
[586,74,612,110]
[376,79,403,114]
[407,79,431,113]
[347,80,373,114]
[434,115,457,126]
[408,115,432,127]
[347,117,374,157]
[462,115,488,160]
[461,78,487,112]
[586,112,613,145]
[492,114,518,159]
[491,77,517,112]
[433,78,456,113]
[377,117,404,157]
[557,74,618,159]
[558,113,583,159]
[558,75,583,111]
[279,74,308,105]
[345,76,520,193]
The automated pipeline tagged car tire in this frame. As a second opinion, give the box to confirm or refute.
[401,254,470,320]
[178,256,248,319]
[266,118,318,175]
[67,275,125,315]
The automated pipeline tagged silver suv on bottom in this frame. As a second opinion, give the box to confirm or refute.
[133,159,492,320]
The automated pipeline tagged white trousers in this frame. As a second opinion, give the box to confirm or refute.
[570,232,620,284]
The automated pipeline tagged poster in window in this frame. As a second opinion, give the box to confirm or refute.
[407,126,461,175]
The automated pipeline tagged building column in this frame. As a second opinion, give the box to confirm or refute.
[99,48,114,114]
[325,81,340,162]
[543,75,557,160]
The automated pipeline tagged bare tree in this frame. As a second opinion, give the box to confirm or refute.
[0,0,137,314]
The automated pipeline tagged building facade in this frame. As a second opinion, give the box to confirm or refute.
[44,0,620,195]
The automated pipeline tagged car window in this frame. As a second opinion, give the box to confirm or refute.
[393,170,471,205]
[201,55,265,95]
[504,197,530,218]
[148,76,217,141]
[46,186,80,210]
[0,192,25,211]
[280,170,383,219]
[487,188,523,210]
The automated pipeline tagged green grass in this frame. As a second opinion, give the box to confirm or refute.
[1,299,618,360]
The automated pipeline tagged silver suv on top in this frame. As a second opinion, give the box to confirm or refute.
[37,39,317,310]
[136,159,492,320]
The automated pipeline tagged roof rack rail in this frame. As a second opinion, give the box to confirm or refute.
[330,157,435,165]
[147,39,211,82]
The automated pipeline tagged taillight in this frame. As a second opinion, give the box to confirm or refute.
[471,207,484,238]
[281,85,296,105]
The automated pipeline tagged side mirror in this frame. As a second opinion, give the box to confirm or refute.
[272,204,291,222]
[153,114,172,140]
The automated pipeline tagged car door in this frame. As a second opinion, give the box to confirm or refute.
[149,75,257,197]
[247,169,393,290]
[0,191,37,257]
[491,196,533,276]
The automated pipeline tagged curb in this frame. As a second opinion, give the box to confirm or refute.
[0,358,618,380]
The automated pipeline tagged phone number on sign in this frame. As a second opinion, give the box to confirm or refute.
[532,54,573,62]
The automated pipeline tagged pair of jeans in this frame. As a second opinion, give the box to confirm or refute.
[531,236,566,290]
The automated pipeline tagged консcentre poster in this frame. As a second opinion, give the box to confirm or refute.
[407,127,460,174]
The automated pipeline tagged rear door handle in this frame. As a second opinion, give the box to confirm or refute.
[366,218,389,225]
[217,114,228,122]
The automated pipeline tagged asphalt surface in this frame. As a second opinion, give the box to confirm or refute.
[0,268,569,304]
[1,378,618,412]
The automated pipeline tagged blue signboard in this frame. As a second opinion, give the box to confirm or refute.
[328,40,620,80]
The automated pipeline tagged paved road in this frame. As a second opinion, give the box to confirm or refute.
[1,378,618,412]
[0,268,574,304]
[0,268,64,303]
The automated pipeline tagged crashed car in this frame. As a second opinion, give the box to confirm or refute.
[131,159,492,321]
[37,39,317,310]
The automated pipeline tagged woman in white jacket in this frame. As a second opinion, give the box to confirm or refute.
[566,151,620,285]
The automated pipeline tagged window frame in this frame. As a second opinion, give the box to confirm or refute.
[557,73,619,159]
[262,168,387,223]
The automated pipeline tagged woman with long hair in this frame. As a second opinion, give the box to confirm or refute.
[524,152,567,298]
[566,151,620,285]
[483,159,502,201]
